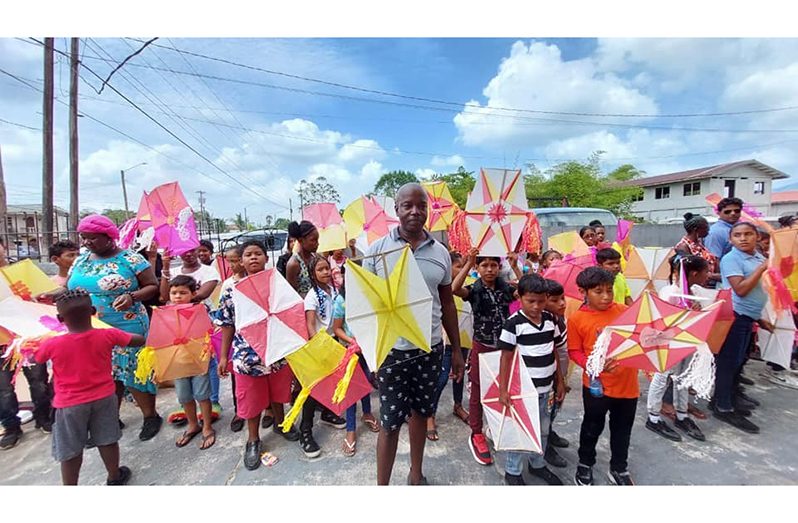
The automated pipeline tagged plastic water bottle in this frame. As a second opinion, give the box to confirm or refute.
[589,377,604,398]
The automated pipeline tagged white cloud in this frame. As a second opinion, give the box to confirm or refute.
[360,160,384,181]
[720,62,798,128]
[414,168,437,180]
[338,139,385,163]
[430,154,464,167]
[453,41,658,147]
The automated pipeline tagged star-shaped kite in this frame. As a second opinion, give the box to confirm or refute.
[624,246,674,300]
[464,168,529,257]
[232,268,308,366]
[344,246,432,371]
[479,349,542,453]
[422,180,459,232]
[303,202,347,253]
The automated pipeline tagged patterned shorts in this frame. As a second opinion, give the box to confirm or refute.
[377,343,443,431]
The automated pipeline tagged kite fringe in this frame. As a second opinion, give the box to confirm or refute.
[765,268,798,314]
[448,210,472,255]
[673,346,715,400]
[586,328,611,379]
[281,387,311,432]
[515,212,543,255]
[332,354,359,404]
[134,347,157,385]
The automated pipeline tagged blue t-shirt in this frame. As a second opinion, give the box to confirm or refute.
[705,220,734,259]
[332,294,353,338]
[720,247,767,320]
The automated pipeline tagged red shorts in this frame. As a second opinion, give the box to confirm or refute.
[233,366,294,420]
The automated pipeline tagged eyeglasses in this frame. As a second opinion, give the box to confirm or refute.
[722,208,742,215]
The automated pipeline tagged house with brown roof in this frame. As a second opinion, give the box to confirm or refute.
[771,190,798,218]
[617,160,789,222]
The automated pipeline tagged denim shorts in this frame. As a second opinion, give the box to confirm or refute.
[174,371,211,404]
[52,394,121,462]
[377,343,443,431]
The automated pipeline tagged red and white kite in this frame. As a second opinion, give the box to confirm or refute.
[479,349,542,453]
[232,268,308,365]
[465,168,529,257]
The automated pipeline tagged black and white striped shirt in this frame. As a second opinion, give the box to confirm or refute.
[497,310,566,393]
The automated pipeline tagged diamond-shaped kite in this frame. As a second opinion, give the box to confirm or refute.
[464,168,529,257]
[344,246,432,371]
[479,349,542,453]
[759,300,796,370]
[0,259,59,301]
[232,268,308,366]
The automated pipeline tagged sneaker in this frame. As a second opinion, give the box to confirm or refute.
[0,427,22,450]
[739,374,755,386]
[230,415,245,433]
[714,410,760,434]
[575,464,593,486]
[545,445,567,468]
[548,430,569,448]
[320,411,346,429]
[504,472,526,485]
[645,419,682,442]
[18,410,33,425]
[762,369,798,390]
[106,465,132,486]
[528,464,563,485]
[273,424,301,442]
[734,395,758,411]
[138,415,163,441]
[244,440,262,471]
[468,433,493,466]
[299,430,321,458]
[674,417,706,441]
[35,418,53,434]
[261,414,274,429]
[607,469,635,486]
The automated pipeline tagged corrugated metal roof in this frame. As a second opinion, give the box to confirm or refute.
[616,159,789,188]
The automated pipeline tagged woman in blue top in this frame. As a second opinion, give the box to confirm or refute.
[715,221,773,435]
[68,215,161,441]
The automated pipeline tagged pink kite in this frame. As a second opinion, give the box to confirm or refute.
[232,268,308,365]
[465,168,529,258]
[147,181,200,256]
[343,196,399,249]
[304,202,347,253]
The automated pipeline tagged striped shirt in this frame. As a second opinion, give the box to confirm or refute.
[497,310,565,393]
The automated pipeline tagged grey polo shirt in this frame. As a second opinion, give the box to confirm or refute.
[363,226,452,351]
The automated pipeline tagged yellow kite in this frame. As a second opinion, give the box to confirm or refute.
[422,180,459,232]
[344,246,433,370]
[0,259,59,301]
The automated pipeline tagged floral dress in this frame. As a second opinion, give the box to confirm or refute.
[290,253,313,298]
[68,249,155,393]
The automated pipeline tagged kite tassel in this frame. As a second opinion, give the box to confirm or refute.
[280,387,311,433]
[673,345,715,400]
[517,212,543,254]
[765,268,798,314]
[332,354,360,404]
[134,347,156,385]
[586,328,611,379]
[448,210,472,255]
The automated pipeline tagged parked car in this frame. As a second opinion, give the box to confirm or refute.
[219,229,288,268]
[531,207,618,227]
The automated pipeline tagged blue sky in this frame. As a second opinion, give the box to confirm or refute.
[2,37,798,224]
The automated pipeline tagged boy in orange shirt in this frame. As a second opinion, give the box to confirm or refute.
[567,267,638,486]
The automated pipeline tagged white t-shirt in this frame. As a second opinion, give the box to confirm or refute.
[181,264,221,307]
[303,286,337,336]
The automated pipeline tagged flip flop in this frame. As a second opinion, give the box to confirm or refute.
[362,416,380,433]
[342,438,356,457]
[199,430,216,450]
[176,428,202,448]
[426,429,439,442]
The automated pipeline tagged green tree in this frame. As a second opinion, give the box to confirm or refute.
[100,209,130,226]
[232,213,248,231]
[274,218,292,230]
[372,170,419,198]
[431,166,475,208]
[297,177,341,207]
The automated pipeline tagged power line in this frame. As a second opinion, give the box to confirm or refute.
[129,38,798,120]
[0,117,40,131]
[28,37,289,211]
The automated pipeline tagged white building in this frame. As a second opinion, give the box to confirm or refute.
[619,160,789,222]
[3,204,71,258]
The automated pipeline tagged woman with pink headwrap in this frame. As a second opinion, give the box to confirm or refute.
[68,215,162,441]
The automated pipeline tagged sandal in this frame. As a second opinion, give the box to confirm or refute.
[199,430,216,450]
[362,415,380,433]
[426,429,439,442]
[342,438,356,457]
[176,428,202,448]
[453,404,469,424]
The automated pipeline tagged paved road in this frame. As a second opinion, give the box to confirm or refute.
[1,360,796,485]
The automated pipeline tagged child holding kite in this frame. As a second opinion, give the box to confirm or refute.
[167,275,216,450]
[34,290,142,485]
[497,274,565,485]
[596,248,633,306]
[217,245,248,433]
[567,266,635,486]
[542,278,570,468]
[453,247,521,467]
[216,240,298,471]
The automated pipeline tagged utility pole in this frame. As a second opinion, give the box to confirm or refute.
[243,207,248,230]
[289,197,293,222]
[69,38,79,239]
[196,190,206,237]
[42,37,55,248]
[121,170,130,218]
[0,145,7,244]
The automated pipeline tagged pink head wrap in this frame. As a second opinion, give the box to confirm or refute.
[77,214,120,241]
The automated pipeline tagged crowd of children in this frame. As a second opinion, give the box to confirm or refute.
[3,193,798,486]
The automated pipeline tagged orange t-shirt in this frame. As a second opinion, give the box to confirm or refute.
[567,302,639,399]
